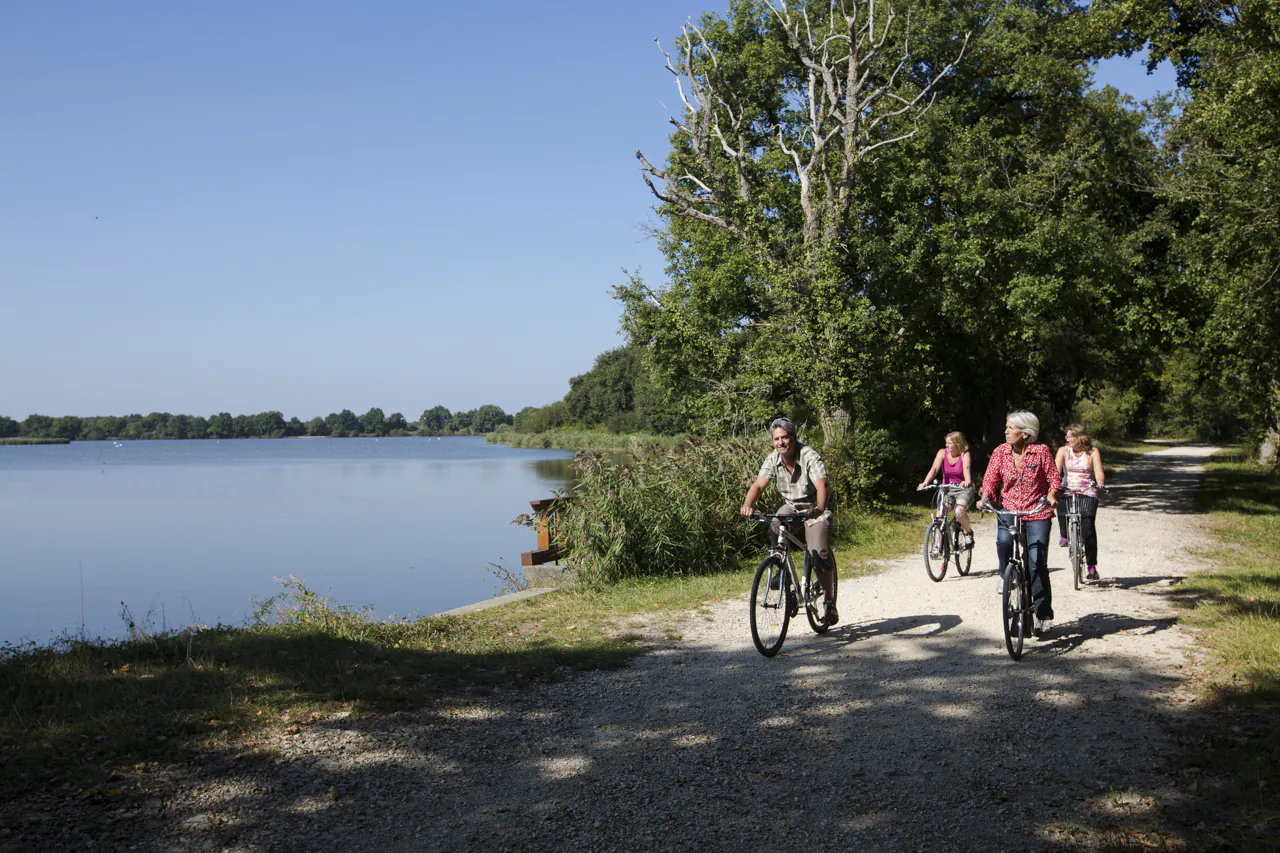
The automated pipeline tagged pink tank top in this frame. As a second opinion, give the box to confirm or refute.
[942,453,964,485]
[1063,447,1098,496]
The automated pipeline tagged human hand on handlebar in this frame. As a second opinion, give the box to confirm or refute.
[739,504,754,518]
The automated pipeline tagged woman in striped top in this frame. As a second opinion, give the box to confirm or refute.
[1055,423,1105,580]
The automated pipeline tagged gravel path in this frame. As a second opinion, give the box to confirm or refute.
[5,446,1221,852]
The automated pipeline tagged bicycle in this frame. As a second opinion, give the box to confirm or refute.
[981,499,1047,661]
[748,512,837,657]
[1061,490,1087,590]
[919,483,973,582]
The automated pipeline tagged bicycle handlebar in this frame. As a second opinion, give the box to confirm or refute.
[917,482,969,491]
[751,512,810,524]
[979,498,1049,516]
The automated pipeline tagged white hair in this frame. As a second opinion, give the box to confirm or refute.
[1007,410,1040,443]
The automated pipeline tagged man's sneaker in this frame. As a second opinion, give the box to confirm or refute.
[995,573,1005,595]
[823,602,839,626]
[1058,536,1068,548]
[1087,566,1099,581]
[964,533,975,550]
[1034,618,1052,637]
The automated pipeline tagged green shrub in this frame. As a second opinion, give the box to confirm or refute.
[1073,384,1143,440]
[560,437,772,586]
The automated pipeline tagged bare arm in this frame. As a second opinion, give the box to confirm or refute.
[1092,448,1106,489]
[919,449,944,487]
[740,475,771,517]
[1055,445,1067,475]
[961,451,972,488]
[811,477,829,517]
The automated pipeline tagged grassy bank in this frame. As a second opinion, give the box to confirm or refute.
[0,437,71,445]
[485,429,684,451]
[1167,449,1280,848]
[0,504,925,800]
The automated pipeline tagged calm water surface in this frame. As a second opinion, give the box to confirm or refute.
[0,437,573,646]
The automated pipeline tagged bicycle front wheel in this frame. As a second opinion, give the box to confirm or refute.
[923,520,947,582]
[803,557,834,635]
[1002,563,1027,660]
[1070,521,1083,590]
[952,523,972,576]
[750,556,792,656]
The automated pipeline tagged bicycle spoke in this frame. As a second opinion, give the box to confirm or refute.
[750,556,791,656]
[923,520,946,582]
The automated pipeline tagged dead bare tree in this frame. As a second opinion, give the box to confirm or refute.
[634,0,969,436]
[638,0,968,267]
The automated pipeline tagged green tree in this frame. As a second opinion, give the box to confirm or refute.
[49,416,82,441]
[566,348,638,427]
[20,415,53,438]
[627,0,969,441]
[168,414,191,440]
[385,412,408,433]
[306,416,330,436]
[331,409,360,436]
[360,407,387,436]
[208,412,233,439]
[513,401,572,433]
[419,406,451,434]
[0,416,18,438]
[469,404,510,434]
[254,411,287,437]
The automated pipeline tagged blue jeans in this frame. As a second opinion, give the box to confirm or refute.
[996,516,1053,621]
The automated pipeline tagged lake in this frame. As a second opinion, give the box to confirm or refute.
[0,437,574,647]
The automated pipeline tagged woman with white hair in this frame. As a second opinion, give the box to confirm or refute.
[979,411,1062,636]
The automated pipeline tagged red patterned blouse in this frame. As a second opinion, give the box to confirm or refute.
[980,443,1061,522]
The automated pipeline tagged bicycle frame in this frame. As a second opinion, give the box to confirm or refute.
[1062,490,1088,589]
[766,517,810,586]
[748,512,833,656]
[921,483,971,582]
[985,499,1047,660]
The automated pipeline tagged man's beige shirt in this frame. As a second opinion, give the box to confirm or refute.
[757,444,827,511]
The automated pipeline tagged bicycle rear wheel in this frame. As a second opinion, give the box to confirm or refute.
[923,520,947,582]
[1002,562,1027,660]
[803,557,835,634]
[750,556,791,656]
[952,523,972,576]
[1070,520,1084,590]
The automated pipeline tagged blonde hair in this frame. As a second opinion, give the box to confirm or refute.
[1065,423,1094,452]
[1007,410,1040,443]
[945,431,968,453]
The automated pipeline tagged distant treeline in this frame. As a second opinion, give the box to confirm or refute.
[506,345,685,437]
[0,405,513,442]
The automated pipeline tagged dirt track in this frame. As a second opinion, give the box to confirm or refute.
[3,445,1220,853]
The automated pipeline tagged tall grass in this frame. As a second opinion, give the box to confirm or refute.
[560,437,781,586]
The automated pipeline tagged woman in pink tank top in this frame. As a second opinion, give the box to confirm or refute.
[1054,423,1106,579]
[918,431,975,548]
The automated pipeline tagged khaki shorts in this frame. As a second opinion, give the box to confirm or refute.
[943,486,975,508]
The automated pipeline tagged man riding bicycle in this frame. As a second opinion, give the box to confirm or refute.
[739,417,837,626]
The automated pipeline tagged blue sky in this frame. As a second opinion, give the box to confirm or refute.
[0,2,1175,421]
